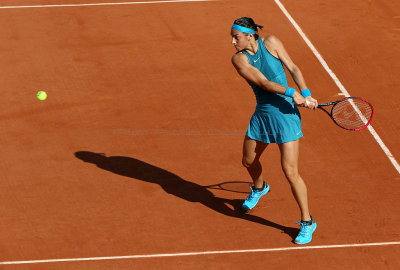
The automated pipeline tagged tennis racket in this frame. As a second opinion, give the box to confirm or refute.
[308,97,374,131]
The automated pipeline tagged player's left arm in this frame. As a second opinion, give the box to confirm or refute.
[265,35,318,109]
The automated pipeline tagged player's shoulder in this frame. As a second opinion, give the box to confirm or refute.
[261,34,282,46]
[231,51,248,66]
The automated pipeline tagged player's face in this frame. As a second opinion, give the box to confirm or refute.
[231,30,250,51]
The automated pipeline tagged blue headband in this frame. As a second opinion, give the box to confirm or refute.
[231,24,256,34]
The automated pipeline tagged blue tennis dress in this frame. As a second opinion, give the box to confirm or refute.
[242,39,303,144]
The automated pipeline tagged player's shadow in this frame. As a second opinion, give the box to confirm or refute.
[74,151,298,240]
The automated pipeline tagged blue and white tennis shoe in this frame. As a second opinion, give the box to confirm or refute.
[242,182,270,211]
[294,216,317,244]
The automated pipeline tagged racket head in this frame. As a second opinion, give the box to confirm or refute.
[328,97,374,131]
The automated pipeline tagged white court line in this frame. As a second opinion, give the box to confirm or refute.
[1,241,399,265]
[0,0,214,9]
[274,0,400,175]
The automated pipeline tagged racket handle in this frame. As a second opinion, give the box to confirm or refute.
[305,100,320,108]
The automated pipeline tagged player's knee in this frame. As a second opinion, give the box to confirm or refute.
[282,166,299,183]
[242,157,255,168]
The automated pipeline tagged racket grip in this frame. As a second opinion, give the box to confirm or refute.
[306,100,319,108]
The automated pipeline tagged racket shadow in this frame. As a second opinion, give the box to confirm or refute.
[203,181,250,194]
[74,151,298,241]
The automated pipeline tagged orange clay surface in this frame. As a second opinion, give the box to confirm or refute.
[0,0,399,269]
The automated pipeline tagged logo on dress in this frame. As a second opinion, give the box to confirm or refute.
[254,57,261,63]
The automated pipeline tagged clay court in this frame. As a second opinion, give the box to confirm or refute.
[0,0,399,269]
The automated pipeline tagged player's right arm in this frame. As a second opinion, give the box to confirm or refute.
[231,52,305,106]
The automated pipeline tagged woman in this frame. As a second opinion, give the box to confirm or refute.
[230,17,318,244]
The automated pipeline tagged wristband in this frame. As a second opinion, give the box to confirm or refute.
[284,87,296,97]
[301,89,312,98]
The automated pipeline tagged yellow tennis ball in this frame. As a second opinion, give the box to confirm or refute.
[37,91,47,101]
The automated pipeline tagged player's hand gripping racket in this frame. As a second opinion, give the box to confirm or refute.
[307,97,374,131]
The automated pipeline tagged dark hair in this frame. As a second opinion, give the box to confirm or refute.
[233,17,264,40]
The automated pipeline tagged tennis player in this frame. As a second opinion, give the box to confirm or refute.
[230,17,318,244]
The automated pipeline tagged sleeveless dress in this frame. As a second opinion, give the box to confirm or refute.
[242,38,303,144]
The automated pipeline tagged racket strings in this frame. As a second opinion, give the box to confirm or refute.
[331,98,373,130]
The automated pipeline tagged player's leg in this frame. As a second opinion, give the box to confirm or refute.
[278,139,316,244]
[278,139,310,221]
[241,135,270,210]
[242,135,268,187]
